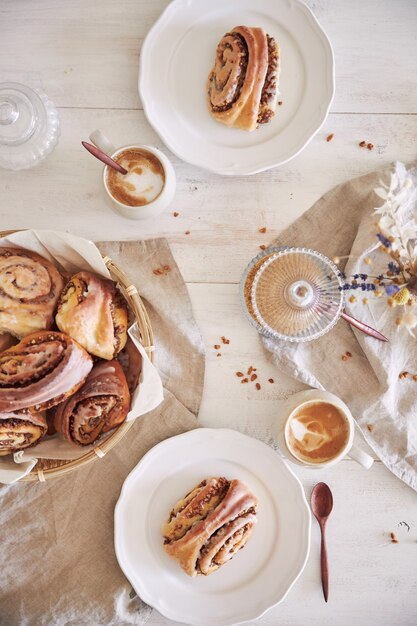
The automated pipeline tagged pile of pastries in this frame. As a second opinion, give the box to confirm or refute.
[0,247,139,456]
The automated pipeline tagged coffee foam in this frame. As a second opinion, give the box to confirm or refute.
[107,148,165,207]
[287,401,350,464]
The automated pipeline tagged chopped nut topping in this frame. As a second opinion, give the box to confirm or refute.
[236,372,244,377]
[268,378,274,383]
[214,344,221,350]
[241,378,249,383]
[367,424,374,432]
[259,244,266,250]
[259,227,267,234]
[255,382,261,391]
[326,133,334,142]
[185,230,191,235]
[367,143,374,151]
[359,141,367,147]
[250,373,257,381]
[173,212,179,217]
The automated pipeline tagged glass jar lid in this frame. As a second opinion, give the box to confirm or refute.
[240,247,344,342]
[0,82,60,170]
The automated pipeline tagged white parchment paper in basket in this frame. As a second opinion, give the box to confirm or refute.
[0,229,164,483]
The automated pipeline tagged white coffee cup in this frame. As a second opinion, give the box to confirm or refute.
[89,130,176,220]
[277,389,374,469]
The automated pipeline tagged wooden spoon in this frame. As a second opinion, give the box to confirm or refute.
[311,482,334,602]
[81,141,128,174]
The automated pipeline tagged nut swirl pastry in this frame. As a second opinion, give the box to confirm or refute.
[0,331,93,412]
[162,477,258,576]
[0,410,47,456]
[0,247,64,338]
[56,271,128,360]
[207,26,280,132]
[53,360,130,446]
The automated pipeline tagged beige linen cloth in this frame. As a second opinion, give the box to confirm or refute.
[264,160,417,492]
[0,239,205,626]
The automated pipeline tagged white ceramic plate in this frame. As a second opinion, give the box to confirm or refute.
[114,428,311,626]
[139,0,334,175]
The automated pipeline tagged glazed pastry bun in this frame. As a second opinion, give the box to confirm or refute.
[207,26,280,132]
[163,477,258,576]
[0,247,64,338]
[56,271,128,360]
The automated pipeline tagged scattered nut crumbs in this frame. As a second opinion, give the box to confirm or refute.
[367,424,374,432]
[250,373,257,381]
[153,265,171,276]
[359,141,367,148]
[214,344,221,350]
[346,351,352,358]
[399,371,408,379]
[268,378,274,384]
[259,227,267,234]
[367,143,374,151]
[278,101,283,106]
[185,230,190,235]
[221,336,230,344]
[326,133,334,142]
[173,211,179,217]
[259,244,266,250]
[216,353,221,357]
[390,532,399,544]
[236,371,244,377]
[255,383,261,391]
[241,378,249,383]
[342,351,352,361]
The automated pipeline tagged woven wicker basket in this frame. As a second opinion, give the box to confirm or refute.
[0,231,154,482]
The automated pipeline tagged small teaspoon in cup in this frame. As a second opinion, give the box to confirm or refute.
[311,482,334,603]
[81,141,128,175]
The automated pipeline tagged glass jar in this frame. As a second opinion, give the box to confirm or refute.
[0,82,60,170]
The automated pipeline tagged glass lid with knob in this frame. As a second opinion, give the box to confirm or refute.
[240,247,344,342]
[0,82,60,170]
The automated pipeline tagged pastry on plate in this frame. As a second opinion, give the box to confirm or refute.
[0,410,47,456]
[56,271,128,360]
[0,331,93,412]
[53,360,130,446]
[0,247,64,338]
[207,26,280,132]
[162,477,258,576]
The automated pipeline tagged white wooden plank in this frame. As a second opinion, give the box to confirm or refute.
[0,108,415,283]
[145,459,417,626]
[0,0,416,113]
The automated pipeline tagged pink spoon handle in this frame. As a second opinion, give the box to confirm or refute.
[341,312,388,342]
[81,141,128,175]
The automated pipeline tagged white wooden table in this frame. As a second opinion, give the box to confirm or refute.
[1,1,417,624]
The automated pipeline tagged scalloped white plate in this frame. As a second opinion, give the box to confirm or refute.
[139,0,334,175]
[114,428,311,626]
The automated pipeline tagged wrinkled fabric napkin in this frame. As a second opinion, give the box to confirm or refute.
[0,238,205,626]
[264,160,417,492]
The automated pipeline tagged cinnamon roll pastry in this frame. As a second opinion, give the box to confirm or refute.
[56,271,128,360]
[0,410,47,456]
[207,26,280,132]
[53,360,130,446]
[162,477,258,577]
[0,331,93,412]
[0,247,64,338]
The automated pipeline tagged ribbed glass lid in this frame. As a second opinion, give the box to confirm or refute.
[242,247,344,342]
[0,83,45,146]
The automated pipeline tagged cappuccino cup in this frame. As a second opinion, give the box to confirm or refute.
[89,130,176,220]
[278,390,374,469]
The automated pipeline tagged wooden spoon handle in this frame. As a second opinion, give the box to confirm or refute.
[320,525,329,602]
[341,312,388,342]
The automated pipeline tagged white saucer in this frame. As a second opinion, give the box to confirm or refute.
[114,428,311,626]
[139,0,334,175]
